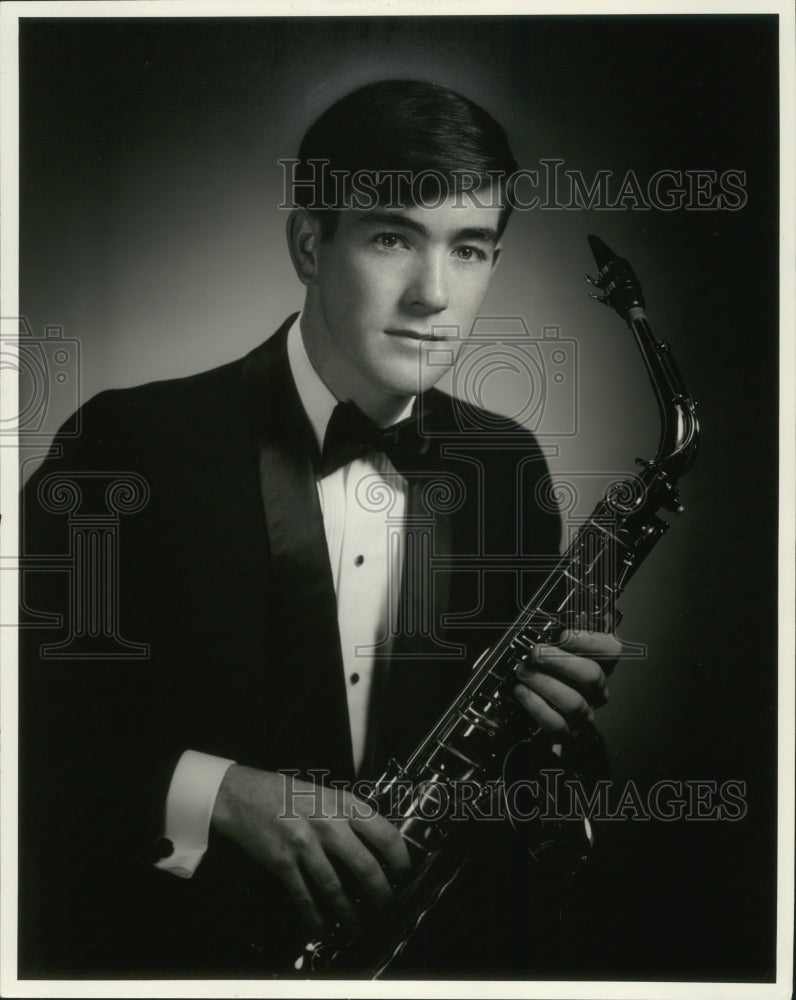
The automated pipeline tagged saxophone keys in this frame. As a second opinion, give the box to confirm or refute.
[509,631,535,656]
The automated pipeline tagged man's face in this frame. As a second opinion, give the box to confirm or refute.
[310,191,503,399]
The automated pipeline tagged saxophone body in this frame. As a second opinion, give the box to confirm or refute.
[288,235,700,978]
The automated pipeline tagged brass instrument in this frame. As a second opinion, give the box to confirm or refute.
[289,235,700,978]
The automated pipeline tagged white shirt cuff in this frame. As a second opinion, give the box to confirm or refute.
[154,750,236,879]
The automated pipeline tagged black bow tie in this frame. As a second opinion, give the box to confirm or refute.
[318,400,432,478]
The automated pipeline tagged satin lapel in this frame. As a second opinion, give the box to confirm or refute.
[242,319,355,783]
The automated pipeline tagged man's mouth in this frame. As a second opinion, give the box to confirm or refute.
[385,329,447,341]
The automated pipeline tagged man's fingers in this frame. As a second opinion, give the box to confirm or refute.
[279,863,327,933]
[349,809,411,879]
[559,628,623,661]
[514,683,572,734]
[515,668,595,723]
[529,645,609,706]
[327,827,395,909]
[300,844,361,928]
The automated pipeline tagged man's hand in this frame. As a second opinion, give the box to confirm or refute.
[211,766,411,933]
[513,626,621,734]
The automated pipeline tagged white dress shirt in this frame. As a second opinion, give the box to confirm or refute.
[156,317,411,878]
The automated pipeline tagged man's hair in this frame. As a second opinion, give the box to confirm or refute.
[294,79,518,239]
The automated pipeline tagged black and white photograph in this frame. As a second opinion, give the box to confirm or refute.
[1,2,793,996]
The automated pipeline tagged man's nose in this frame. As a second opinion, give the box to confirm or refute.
[405,254,449,313]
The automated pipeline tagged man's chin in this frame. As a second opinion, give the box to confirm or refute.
[369,348,456,398]
[374,366,452,400]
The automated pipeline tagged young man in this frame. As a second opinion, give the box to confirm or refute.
[19,80,619,978]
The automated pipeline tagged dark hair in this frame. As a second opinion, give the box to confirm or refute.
[293,79,518,239]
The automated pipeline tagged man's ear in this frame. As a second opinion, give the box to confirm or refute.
[286,209,322,285]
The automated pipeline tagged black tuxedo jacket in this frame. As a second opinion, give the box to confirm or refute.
[19,317,562,977]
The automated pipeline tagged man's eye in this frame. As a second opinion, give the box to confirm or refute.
[374,233,406,249]
[454,246,487,262]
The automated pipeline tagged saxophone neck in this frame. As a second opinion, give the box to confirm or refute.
[587,235,700,482]
[629,313,700,480]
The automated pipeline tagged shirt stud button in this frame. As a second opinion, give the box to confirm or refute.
[350,673,360,685]
[354,554,364,566]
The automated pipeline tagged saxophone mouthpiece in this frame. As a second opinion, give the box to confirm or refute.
[588,234,619,271]
[586,234,646,314]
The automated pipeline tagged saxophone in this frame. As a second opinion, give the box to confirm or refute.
[288,235,700,978]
